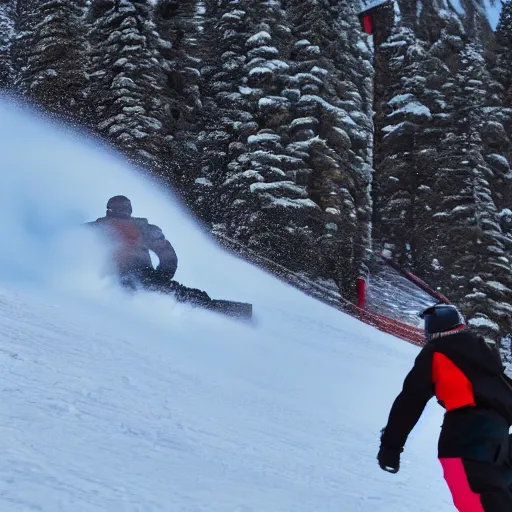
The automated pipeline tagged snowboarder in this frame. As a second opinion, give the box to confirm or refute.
[86,195,178,277]
[377,303,512,512]
[86,195,210,305]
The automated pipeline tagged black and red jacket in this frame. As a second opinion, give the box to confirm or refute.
[86,216,178,276]
[382,329,512,462]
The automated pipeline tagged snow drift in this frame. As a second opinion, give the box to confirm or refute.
[0,96,454,511]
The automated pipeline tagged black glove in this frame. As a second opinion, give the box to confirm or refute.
[377,445,402,474]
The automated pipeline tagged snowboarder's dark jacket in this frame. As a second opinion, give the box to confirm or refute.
[381,329,512,463]
[86,216,178,277]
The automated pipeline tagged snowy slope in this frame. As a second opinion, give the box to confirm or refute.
[0,96,454,511]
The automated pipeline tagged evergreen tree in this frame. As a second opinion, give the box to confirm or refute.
[87,0,167,168]
[492,0,512,220]
[432,42,512,343]
[199,0,319,270]
[373,25,432,269]
[282,0,374,298]
[497,0,512,45]
[194,0,252,223]
[11,0,38,95]
[396,0,494,41]
[12,0,87,121]
[214,0,324,276]
[153,0,203,192]
[196,0,374,298]
[373,15,463,282]
[372,2,512,342]
[496,0,512,103]
[0,0,14,89]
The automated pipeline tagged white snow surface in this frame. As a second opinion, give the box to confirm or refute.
[389,101,432,119]
[0,96,454,511]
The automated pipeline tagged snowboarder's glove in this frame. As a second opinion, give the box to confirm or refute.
[377,445,402,474]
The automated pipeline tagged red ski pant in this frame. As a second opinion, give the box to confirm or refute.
[440,458,512,512]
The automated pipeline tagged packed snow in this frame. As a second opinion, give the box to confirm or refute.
[0,96,455,511]
[388,101,432,119]
[247,31,271,46]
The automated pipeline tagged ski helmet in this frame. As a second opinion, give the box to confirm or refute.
[106,195,132,218]
[419,303,466,340]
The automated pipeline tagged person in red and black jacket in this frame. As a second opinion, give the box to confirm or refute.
[378,304,512,512]
[86,195,178,279]
[86,196,210,306]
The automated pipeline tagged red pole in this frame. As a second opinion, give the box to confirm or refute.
[357,277,367,310]
[362,15,374,34]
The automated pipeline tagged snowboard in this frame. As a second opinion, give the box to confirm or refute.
[119,272,253,321]
[207,299,253,321]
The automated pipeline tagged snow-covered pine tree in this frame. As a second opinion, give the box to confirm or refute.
[372,11,464,284]
[371,1,512,343]
[396,0,493,42]
[285,0,374,298]
[0,0,14,89]
[478,104,512,232]
[492,0,512,215]
[338,0,375,268]
[12,0,87,122]
[86,0,166,169]
[491,0,512,184]
[212,0,330,277]
[194,0,253,224]
[492,0,512,238]
[153,0,203,193]
[373,26,432,269]
[11,0,39,95]
[432,42,512,344]
[495,0,512,105]
[198,0,315,273]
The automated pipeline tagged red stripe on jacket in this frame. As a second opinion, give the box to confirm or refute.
[432,352,476,411]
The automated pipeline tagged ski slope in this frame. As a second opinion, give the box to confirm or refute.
[0,96,453,511]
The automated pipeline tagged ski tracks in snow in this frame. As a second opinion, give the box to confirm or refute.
[0,285,455,512]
